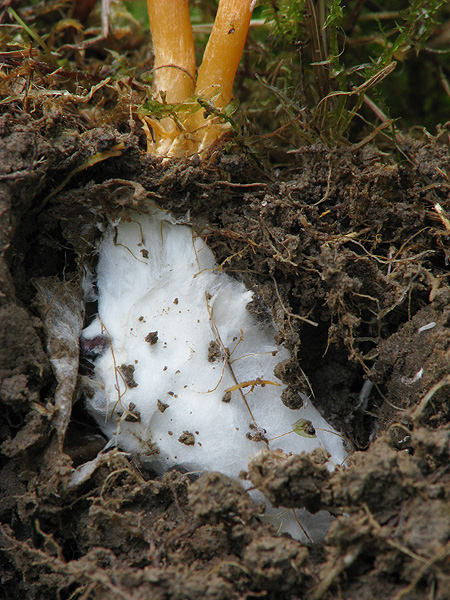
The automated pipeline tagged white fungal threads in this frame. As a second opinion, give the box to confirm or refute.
[418,322,436,333]
[82,205,346,540]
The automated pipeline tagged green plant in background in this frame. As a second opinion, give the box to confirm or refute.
[258,0,449,146]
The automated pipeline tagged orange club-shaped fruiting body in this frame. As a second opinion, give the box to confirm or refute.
[144,0,255,156]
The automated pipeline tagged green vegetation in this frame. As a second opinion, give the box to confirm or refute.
[1,0,449,150]
[253,0,449,145]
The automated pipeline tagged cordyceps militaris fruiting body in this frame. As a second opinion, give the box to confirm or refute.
[81,0,347,541]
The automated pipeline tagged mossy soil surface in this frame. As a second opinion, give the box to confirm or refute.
[1,107,450,600]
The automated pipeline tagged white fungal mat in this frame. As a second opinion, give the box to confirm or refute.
[82,205,347,541]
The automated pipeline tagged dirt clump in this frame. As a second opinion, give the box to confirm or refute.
[248,449,332,513]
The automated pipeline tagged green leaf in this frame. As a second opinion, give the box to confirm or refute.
[292,419,317,439]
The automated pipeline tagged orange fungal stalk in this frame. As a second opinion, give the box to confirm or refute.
[146,0,196,104]
[144,0,254,157]
[195,0,254,109]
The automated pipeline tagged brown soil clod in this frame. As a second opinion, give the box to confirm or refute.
[178,431,195,446]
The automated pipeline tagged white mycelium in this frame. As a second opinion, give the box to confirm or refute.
[82,205,346,540]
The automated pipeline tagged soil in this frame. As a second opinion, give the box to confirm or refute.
[2,12,450,600]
